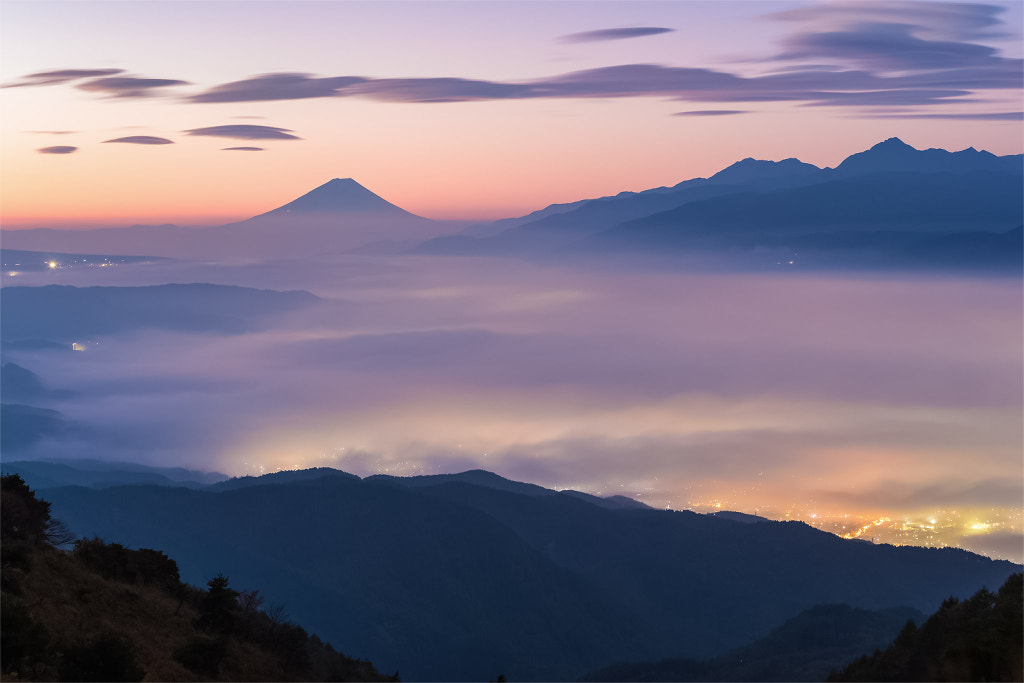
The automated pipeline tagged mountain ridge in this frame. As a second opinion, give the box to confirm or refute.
[28,464,1021,681]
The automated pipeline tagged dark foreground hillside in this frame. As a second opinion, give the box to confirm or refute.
[0,474,393,682]
[829,573,1023,682]
[31,466,1021,681]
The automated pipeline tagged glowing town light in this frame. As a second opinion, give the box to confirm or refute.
[48,261,57,269]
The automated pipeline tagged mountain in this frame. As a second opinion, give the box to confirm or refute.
[30,467,1021,682]
[590,170,1022,248]
[831,137,1022,177]
[828,573,1022,682]
[417,157,826,256]
[0,179,442,259]
[179,178,439,258]
[253,178,423,219]
[1,363,53,402]
[1,283,319,342]
[583,603,926,682]
[1,459,229,490]
[708,156,821,186]
[1,474,393,682]
[416,138,1022,272]
[0,404,72,453]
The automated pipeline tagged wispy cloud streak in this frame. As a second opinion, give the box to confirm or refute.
[77,76,190,98]
[102,136,174,145]
[183,125,301,140]
[560,27,675,43]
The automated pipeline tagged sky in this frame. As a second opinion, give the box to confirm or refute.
[1,0,1022,225]
[1,1,1022,564]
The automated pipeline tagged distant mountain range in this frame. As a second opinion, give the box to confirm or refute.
[8,461,1018,682]
[1,138,1019,271]
[418,138,1023,273]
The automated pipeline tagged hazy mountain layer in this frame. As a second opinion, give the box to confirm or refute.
[1,283,318,342]
[418,138,1023,272]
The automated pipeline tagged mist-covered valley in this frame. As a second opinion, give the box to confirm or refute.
[3,218,1021,565]
[3,137,1022,681]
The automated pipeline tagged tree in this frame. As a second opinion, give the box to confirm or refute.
[1,474,52,545]
[198,573,239,634]
[237,588,265,615]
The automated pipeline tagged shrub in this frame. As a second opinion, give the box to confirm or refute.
[58,633,145,682]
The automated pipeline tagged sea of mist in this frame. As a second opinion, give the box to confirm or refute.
[3,251,1021,561]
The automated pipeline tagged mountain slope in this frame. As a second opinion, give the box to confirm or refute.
[0,179,436,259]
[584,603,926,682]
[828,573,1023,682]
[583,169,1022,259]
[35,468,1021,682]
[417,157,825,255]
[831,137,1022,177]
[416,138,1022,271]
[254,178,424,219]
[1,474,393,682]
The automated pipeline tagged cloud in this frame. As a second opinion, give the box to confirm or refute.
[76,76,190,98]
[187,73,533,104]
[188,73,366,103]
[27,130,78,135]
[2,68,123,88]
[221,146,264,151]
[800,88,974,107]
[560,27,675,43]
[776,21,1008,72]
[813,477,1024,511]
[183,58,1020,112]
[37,146,78,154]
[673,109,749,116]
[767,1,1009,42]
[101,136,175,145]
[183,124,301,140]
[860,110,1024,120]
[157,2,1024,117]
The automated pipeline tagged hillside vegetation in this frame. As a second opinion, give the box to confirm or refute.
[0,474,393,682]
[828,572,1023,682]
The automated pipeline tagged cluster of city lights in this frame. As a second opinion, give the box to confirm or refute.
[1,256,139,277]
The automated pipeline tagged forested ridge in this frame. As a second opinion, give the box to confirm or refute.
[828,572,1023,682]
[0,474,394,682]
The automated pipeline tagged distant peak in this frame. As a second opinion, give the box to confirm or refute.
[256,177,424,219]
[870,137,914,151]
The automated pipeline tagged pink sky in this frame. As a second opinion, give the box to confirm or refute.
[1,0,1022,227]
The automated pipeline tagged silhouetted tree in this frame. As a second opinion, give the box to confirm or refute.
[1,474,51,545]
[237,587,265,615]
[73,538,181,591]
[198,573,239,634]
